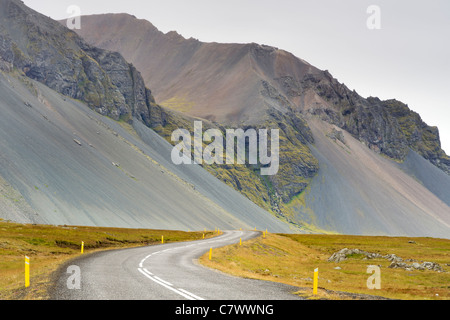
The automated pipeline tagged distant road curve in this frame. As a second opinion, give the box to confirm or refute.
[51,230,302,300]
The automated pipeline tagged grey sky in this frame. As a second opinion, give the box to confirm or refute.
[23,0,450,153]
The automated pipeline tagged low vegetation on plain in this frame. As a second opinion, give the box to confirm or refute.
[200,233,450,300]
[0,220,212,299]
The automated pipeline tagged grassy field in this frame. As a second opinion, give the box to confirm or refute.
[199,232,450,300]
[0,220,214,300]
[2,220,449,301]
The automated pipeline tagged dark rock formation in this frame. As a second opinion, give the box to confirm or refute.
[302,71,450,174]
[0,0,156,124]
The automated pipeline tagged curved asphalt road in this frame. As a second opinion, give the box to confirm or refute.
[51,231,302,300]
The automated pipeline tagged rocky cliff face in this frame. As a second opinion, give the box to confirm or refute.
[0,1,318,225]
[0,0,156,125]
[301,70,450,174]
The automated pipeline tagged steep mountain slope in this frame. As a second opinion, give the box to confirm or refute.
[398,150,450,207]
[0,1,154,126]
[0,173,38,224]
[75,13,319,126]
[288,118,450,237]
[0,0,293,232]
[74,14,322,219]
[76,13,450,175]
[75,13,450,237]
[0,71,292,232]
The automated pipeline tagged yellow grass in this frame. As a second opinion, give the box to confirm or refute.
[0,220,214,300]
[160,96,195,113]
[199,233,450,300]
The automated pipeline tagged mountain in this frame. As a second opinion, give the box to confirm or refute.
[0,0,292,232]
[73,13,450,238]
[74,14,320,126]
[73,14,324,221]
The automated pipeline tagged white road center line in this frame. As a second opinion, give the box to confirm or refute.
[138,268,203,300]
[178,288,205,301]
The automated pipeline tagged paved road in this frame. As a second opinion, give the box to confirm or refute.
[51,231,302,300]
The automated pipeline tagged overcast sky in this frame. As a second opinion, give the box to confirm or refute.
[23,0,450,153]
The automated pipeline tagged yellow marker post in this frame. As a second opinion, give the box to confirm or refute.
[81,241,84,254]
[162,236,164,244]
[24,256,30,288]
[240,238,242,246]
[203,233,205,239]
[209,248,212,261]
[313,268,319,295]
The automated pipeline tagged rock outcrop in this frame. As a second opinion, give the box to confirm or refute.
[328,248,446,272]
[0,0,157,125]
[327,248,396,263]
[389,261,445,273]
